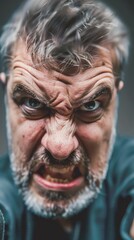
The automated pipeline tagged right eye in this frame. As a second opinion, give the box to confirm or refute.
[19,97,51,119]
[21,98,44,110]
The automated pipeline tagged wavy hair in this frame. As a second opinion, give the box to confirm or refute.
[0,0,129,78]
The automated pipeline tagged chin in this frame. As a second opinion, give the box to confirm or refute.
[21,182,100,218]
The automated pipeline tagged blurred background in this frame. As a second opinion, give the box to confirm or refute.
[0,0,134,155]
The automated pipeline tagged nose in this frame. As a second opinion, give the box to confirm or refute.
[41,118,78,160]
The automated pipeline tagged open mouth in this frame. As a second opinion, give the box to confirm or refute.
[33,164,85,191]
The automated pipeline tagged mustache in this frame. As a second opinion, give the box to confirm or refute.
[29,148,86,173]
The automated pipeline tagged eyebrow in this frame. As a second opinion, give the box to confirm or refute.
[91,86,113,100]
[11,83,46,103]
[12,84,36,97]
[11,83,113,108]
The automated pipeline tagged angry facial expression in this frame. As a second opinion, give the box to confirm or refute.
[5,42,118,218]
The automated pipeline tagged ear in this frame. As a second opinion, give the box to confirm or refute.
[118,80,124,91]
[0,72,6,84]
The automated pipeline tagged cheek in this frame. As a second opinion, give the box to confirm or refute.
[76,115,115,177]
[76,116,113,146]
[8,109,45,154]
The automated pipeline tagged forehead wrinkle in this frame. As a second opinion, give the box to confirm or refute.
[11,44,115,110]
[12,49,113,84]
[12,61,52,83]
[45,64,113,85]
[11,42,114,88]
[12,39,114,82]
[11,65,54,103]
[69,73,114,106]
[41,64,115,106]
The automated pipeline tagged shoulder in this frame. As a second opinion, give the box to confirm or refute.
[107,136,134,187]
[111,135,134,162]
[0,154,12,180]
[105,136,134,238]
[0,154,10,169]
[0,154,25,240]
[0,154,18,198]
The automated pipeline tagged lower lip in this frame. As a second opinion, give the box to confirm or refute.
[33,174,84,191]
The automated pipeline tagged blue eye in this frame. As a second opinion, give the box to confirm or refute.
[80,100,101,112]
[22,98,44,109]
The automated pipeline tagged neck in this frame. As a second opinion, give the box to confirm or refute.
[57,218,74,233]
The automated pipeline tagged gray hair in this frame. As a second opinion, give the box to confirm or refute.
[0,0,129,79]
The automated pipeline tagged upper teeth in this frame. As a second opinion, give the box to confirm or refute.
[46,166,74,174]
[46,175,70,183]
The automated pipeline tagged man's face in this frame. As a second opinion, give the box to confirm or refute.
[6,42,118,218]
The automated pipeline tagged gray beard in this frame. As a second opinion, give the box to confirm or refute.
[7,126,116,219]
[9,150,101,218]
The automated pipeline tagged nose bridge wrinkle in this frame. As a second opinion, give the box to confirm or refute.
[41,115,78,160]
[47,114,76,137]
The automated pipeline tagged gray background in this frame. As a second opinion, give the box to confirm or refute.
[0,0,134,155]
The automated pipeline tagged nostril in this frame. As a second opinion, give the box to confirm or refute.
[44,150,75,165]
[45,149,70,161]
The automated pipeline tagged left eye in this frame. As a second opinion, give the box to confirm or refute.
[22,98,44,109]
[80,100,101,112]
